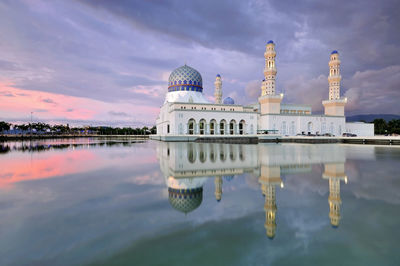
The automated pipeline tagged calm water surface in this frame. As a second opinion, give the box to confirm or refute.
[0,139,399,266]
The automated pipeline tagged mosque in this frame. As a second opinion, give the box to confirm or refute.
[156,142,373,239]
[155,41,374,138]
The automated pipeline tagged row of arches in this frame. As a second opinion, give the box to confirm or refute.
[186,119,249,135]
[187,143,246,164]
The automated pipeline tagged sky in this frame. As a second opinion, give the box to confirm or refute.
[0,0,399,126]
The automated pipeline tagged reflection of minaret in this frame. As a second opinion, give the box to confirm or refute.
[322,163,347,228]
[259,165,282,239]
[214,176,223,202]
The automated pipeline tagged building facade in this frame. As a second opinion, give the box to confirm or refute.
[156,41,374,137]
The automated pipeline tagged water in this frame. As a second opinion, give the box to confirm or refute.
[0,139,399,266]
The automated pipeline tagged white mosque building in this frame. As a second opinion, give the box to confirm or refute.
[155,41,373,138]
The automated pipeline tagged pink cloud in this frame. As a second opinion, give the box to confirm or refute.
[0,81,160,125]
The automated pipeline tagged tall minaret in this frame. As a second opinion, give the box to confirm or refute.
[322,163,347,228]
[214,74,222,104]
[214,176,223,202]
[322,50,346,116]
[261,40,277,96]
[258,40,283,121]
[328,51,341,100]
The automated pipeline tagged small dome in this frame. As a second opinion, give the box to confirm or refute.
[267,40,274,44]
[223,97,235,105]
[168,65,203,93]
[168,187,203,214]
[331,50,338,54]
[216,74,221,77]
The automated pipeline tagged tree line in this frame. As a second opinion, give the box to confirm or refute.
[371,119,400,135]
[0,121,156,135]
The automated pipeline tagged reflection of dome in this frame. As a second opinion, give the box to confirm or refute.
[223,175,234,182]
[223,97,235,105]
[168,65,203,93]
[331,50,338,54]
[168,187,203,214]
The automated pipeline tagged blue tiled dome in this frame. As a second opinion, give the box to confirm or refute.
[168,65,203,93]
[223,97,235,105]
[331,50,338,54]
[168,187,203,214]
[216,74,221,77]
[267,40,274,44]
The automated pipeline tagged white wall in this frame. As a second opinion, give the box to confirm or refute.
[259,114,346,136]
[345,122,374,136]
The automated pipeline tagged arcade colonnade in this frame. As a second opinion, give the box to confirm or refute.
[185,118,251,135]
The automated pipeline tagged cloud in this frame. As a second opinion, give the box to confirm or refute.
[283,75,327,113]
[344,65,400,114]
[245,80,261,100]
[0,0,399,126]
[0,82,159,126]
[108,111,129,117]
[0,91,15,97]
[42,98,56,104]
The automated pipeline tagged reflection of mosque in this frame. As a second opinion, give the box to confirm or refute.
[157,142,349,237]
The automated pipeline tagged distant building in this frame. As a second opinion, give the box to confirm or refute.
[156,41,374,137]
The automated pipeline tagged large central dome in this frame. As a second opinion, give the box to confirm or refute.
[168,65,203,93]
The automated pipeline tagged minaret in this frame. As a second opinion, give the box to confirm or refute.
[214,74,222,104]
[322,163,347,228]
[258,41,283,119]
[214,176,223,202]
[262,40,277,96]
[322,50,347,116]
[259,165,282,239]
[328,51,341,100]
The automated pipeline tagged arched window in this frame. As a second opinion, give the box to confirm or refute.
[229,120,236,135]
[239,120,245,135]
[290,121,295,135]
[210,119,216,135]
[188,119,195,135]
[199,119,206,135]
[307,122,313,134]
[281,121,286,135]
[220,120,226,135]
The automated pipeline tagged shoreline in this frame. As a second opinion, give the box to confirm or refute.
[0,134,149,141]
